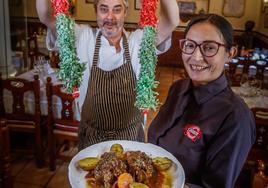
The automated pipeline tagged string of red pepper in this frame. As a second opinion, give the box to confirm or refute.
[51,0,85,98]
[136,0,159,128]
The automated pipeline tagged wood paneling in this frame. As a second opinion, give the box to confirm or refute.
[158,31,184,67]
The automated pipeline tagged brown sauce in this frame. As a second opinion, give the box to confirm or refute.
[85,178,101,188]
[86,171,173,188]
[148,170,173,188]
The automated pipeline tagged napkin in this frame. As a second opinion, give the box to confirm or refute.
[46,63,55,74]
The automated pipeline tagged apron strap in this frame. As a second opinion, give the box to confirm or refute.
[123,34,131,64]
[92,31,102,67]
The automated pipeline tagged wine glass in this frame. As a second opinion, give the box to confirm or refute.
[33,60,40,74]
[240,65,261,97]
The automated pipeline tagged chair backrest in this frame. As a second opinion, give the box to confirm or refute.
[252,160,268,188]
[0,73,41,122]
[46,77,79,127]
[0,119,13,188]
[251,107,268,150]
[46,77,79,171]
[252,107,268,126]
[226,62,240,86]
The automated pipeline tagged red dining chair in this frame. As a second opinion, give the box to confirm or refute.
[238,107,268,188]
[0,73,44,168]
[236,107,268,188]
[46,77,79,171]
[0,119,13,188]
[250,107,268,154]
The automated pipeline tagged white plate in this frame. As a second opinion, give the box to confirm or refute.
[68,140,185,188]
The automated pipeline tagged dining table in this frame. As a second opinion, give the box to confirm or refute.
[231,86,268,109]
[3,68,81,121]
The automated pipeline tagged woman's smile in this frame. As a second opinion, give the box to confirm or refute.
[190,64,210,72]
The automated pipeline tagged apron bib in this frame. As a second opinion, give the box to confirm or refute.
[78,32,144,150]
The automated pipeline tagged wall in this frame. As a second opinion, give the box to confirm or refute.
[18,0,267,36]
[76,0,262,31]
[24,0,141,23]
[208,0,261,30]
[76,0,140,23]
[258,8,268,36]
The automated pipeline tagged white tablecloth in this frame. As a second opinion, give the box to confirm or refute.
[3,69,81,121]
[232,87,268,109]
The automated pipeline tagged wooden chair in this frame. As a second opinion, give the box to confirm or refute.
[235,161,255,188]
[227,60,260,87]
[226,62,240,86]
[247,107,268,163]
[46,77,79,171]
[236,107,268,188]
[0,73,44,168]
[236,108,268,188]
[231,73,243,86]
[0,119,13,188]
[251,107,268,153]
[252,160,268,188]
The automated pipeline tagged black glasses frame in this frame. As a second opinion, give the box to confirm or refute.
[179,39,227,57]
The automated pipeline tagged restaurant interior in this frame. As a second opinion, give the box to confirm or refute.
[0,0,268,187]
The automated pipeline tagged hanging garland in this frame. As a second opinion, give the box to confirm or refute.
[135,0,159,112]
[51,0,85,96]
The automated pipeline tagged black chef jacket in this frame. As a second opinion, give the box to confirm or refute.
[148,74,256,188]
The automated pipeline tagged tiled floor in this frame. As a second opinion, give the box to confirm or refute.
[11,66,186,188]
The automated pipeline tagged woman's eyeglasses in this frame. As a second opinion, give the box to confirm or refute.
[179,39,227,57]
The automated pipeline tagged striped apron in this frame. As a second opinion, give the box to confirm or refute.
[78,32,144,150]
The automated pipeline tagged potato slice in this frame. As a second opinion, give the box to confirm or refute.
[110,143,124,157]
[152,157,173,171]
[77,157,100,171]
[129,182,149,188]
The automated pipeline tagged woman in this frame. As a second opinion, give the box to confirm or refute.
[148,14,256,188]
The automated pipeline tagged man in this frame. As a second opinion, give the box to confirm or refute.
[36,0,179,149]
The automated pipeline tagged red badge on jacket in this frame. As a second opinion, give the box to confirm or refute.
[72,87,80,98]
[184,124,202,142]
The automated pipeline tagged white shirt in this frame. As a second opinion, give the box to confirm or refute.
[46,24,171,109]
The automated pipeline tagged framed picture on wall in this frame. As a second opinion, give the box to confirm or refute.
[177,1,196,14]
[10,0,21,6]
[135,0,141,10]
[67,0,77,16]
[85,0,94,3]
[222,0,245,18]
[262,0,268,12]
[264,14,268,28]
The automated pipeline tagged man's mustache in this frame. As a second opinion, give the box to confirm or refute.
[103,20,117,26]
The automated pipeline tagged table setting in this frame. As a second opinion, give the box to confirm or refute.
[231,85,268,109]
[3,59,81,121]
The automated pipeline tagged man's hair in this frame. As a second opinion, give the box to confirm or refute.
[94,0,129,9]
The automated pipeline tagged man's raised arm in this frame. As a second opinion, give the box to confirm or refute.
[156,0,180,46]
[36,0,56,37]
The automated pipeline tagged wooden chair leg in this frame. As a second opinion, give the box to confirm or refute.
[35,129,44,168]
[48,131,56,171]
[0,120,13,188]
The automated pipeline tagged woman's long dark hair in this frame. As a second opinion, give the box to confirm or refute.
[184,14,234,51]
